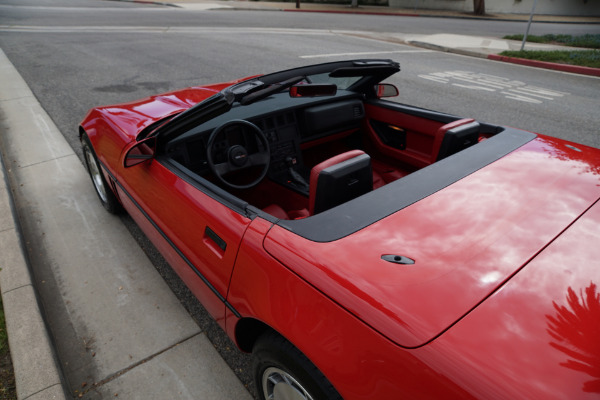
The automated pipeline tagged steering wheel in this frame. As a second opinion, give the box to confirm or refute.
[206,119,271,190]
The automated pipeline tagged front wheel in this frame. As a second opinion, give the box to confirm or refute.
[253,332,342,400]
[81,133,122,214]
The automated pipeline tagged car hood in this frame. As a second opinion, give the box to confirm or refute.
[264,135,600,348]
[82,79,254,141]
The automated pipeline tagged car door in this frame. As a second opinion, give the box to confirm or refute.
[115,153,252,325]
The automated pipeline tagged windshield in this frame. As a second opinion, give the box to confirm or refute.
[305,72,362,90]
[156,59,400,146]
[223,59,400,107]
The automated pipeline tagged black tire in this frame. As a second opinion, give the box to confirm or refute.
[253,331,343,400]
[81,133,122,214]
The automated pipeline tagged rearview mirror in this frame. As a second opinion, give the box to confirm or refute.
[124,137,156,168]
[376,83,399,98]
[290,84,337,98]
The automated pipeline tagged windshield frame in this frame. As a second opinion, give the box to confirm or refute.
[153,59,400,150]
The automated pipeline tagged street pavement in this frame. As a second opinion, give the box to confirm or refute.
[0,2,598,400]
[155,0,600,76]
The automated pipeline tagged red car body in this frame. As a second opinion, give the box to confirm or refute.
[80,60,600,399]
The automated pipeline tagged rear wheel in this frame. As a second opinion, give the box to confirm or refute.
[253,332,342,400]
[81,133,122,214]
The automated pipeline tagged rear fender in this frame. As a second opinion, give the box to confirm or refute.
[225,217,471,399]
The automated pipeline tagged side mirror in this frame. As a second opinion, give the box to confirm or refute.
[124,137,156,168]
[290,84,337,98]
[376,83,399,98]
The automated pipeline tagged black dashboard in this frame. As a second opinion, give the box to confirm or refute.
[164,91,365,194]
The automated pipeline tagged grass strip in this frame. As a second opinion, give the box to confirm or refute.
[0,297,7,356]
[499,50,600,68]
[502,34,600,49]
[0,295,16,399]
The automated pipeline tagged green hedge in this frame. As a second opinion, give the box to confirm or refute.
[503,34,600,49]
[499,50,600,68]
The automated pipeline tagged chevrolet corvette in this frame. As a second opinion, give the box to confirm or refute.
[80,60,600,400]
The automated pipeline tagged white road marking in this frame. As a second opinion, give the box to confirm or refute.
[419,70,570,104]
[451,76,508,90]
[501,92,543,104]
[0,5,165,11]
[418,75,449,83]
[452,84,496,91]
[0,26,328,34]
[507,88,556,100]
[513,86,569,98]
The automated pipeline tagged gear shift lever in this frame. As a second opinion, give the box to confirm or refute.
[286,156,309,191]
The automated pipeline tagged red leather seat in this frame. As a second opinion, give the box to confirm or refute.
[262,204,290,220]
[309,150,373,215]
[432,118,475,162]
[262,204,309,220]
[263,150,373,219]
[371,159,406,189]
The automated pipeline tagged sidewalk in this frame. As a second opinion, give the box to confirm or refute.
[0,49,252,400]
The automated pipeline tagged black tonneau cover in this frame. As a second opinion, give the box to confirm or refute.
[277,128,537,242]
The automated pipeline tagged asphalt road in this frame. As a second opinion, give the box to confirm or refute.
[1,0,599,395]
[1,1,599,150]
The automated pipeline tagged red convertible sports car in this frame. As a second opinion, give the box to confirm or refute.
[80,60,600,400]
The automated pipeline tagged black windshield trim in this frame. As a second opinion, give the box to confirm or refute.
[256,59,398,86]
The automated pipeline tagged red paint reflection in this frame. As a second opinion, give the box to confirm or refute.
[546,282,600,393]
[535,135,600,179]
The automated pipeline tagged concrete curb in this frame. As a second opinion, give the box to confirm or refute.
[0,114,67,399]
[408,40,489,59]
[487,54,600,77]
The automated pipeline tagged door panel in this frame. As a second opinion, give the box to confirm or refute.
[115,158,251,322]
[364,102,456,168]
